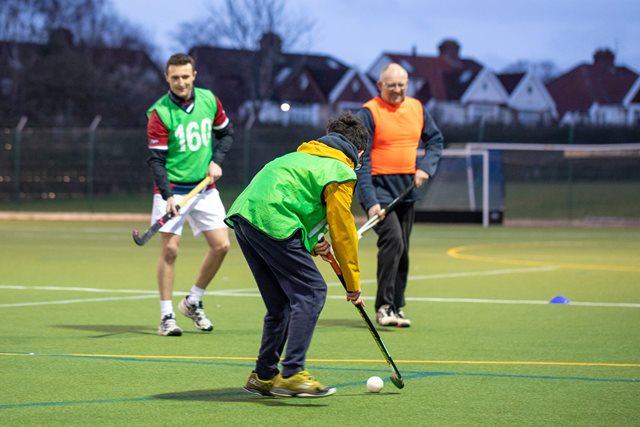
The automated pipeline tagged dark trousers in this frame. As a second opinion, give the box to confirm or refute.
[233,218,327,379]
[374,203,414,311]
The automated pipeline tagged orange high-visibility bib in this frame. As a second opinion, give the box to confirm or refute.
[364,96,424,175]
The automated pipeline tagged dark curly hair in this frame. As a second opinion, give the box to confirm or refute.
[326,112,368,152]
[165,53,196,73]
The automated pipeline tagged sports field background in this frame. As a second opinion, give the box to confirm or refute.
[1,220,638,425]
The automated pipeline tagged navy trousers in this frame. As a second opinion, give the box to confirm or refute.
[232,218,327,379]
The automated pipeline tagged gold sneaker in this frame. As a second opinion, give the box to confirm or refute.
[271,370,336,398]
[243,371,278,396]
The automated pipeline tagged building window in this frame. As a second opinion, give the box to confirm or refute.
[518,111,539,125]
[326,59,340,70]
[351,80,361,92]
[399,60,414,73]
[470,104,498,122]
[276,67,292,84]
[299,74,309,90]
[289,104,317,125]
[459,70,472,83]
[1,78,13,96]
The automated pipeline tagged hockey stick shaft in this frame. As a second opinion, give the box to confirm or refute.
[132,176,212,246]
[357,182,416,240]
[357,215,380,239]
[383,182,416,215]
[323,250,404,388]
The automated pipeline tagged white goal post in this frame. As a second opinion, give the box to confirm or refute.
[444,147,490,227]
[415,146,492,227]
[415,142,640,227]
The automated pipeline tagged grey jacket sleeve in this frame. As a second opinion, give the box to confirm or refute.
[417,108,444,176]
[354,108,379,211]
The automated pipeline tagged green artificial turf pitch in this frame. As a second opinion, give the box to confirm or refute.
[1,221,639,426]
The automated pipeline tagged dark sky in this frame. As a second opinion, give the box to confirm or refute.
[113,0,640,73]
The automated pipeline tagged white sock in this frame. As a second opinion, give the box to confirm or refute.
[188,285,205,304]
[160,300,173,318]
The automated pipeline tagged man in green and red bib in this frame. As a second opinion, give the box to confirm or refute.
[146,53,234,336]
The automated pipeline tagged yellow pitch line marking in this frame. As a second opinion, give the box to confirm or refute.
[69,353,256,361]
[447,242,640,273]
[4,352,637,368]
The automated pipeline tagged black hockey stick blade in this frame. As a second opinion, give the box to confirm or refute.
[320,241,405,389]
[132,176,211,246]
[132,211,174,246]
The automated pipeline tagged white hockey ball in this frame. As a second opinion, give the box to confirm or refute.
[366,376,384,393]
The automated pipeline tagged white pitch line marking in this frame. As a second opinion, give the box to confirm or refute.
[0,285,255,295]
[0,285,158,294]
[0,266,554,295]
[409,266,560,280]
[323,295,640,308]
[0,295,158,308]
[3,288,635,309]
[1,262,637,309]
[355,266,559,285]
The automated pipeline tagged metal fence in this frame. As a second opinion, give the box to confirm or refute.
[0,123,324,204]
[2,121,639,223]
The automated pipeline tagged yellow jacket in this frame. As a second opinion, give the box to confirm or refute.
[298,140,361,292]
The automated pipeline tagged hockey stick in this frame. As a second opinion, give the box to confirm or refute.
[357,182,416,239]
[132,176,212,246]
[321,246,405,389]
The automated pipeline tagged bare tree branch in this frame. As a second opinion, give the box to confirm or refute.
[0,0,153,50]
[502,60,561,83]
[175,0,316,127]
[0,0,46,42]
[0,0,160,127]
[178,0,314,51]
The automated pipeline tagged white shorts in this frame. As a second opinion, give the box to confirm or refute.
[151,188,228,237]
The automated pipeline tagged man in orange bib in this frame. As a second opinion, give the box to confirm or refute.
[356,63,443,327]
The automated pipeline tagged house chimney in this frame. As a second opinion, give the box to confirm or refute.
[593,48,614,68]
[48,28,74,50]
[438,39,460,60]
[412,44,417,57]
[259,32,282,54]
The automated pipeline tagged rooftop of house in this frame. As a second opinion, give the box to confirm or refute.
[497,72,527,95]
[546,48,639,114]
[189,33,357,116]
[380,39,484,102]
